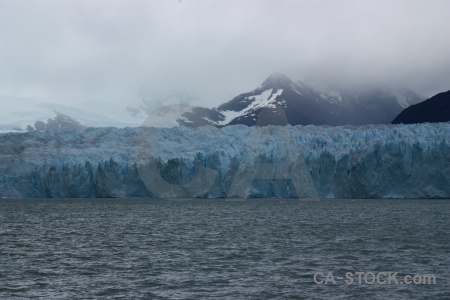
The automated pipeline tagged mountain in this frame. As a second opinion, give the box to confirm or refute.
[392,90,450,124]
[0,89,200,132]
[31,112,86,132]
[0,96,146,132]
[141,104,195,128]
[0,74,423,131]
[177,73,422,127]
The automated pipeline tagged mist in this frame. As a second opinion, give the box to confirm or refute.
[1,0,449,110]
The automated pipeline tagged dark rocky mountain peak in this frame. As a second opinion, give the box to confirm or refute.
[259,72,295,90]
[27,111,86,132]
[392,90,450,124]
[171,73,424,127]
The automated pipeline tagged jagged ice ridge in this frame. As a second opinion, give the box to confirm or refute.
[0,123,449,198]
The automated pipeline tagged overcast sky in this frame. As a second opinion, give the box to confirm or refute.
[1,0,449,109]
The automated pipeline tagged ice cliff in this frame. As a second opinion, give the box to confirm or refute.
[1,124,449,198]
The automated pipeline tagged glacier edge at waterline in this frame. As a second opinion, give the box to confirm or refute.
[0,124,449,199]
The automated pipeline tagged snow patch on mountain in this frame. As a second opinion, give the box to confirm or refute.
[248,89,274,107]
[216,110,242,126]
[217,89,284,125]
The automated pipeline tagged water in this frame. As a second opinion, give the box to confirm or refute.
[0,199,448,299]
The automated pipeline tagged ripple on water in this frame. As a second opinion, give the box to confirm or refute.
[0,198,449,299]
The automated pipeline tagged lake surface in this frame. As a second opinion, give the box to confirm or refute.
[0,198,449,299]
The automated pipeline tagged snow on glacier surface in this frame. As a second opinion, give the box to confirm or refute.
[0,123,449,198]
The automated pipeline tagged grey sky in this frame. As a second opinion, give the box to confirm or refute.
[1,0,449,108]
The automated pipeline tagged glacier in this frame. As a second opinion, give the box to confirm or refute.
[0,123,449,198]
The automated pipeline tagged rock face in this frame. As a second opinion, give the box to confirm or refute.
[392,90,450,124]
[40,112,86,131]
[1,124,449,198]
[178,73,422,127]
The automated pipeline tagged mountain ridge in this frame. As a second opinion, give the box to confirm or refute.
[1,73,425,131]
[392,90,450,124]
[176,73,422,127]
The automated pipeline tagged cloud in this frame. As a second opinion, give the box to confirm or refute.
[0,0,449,108]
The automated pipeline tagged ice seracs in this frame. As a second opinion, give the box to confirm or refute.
[1,123,448,198]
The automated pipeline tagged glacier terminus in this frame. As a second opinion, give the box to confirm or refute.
[0,123,449,199]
